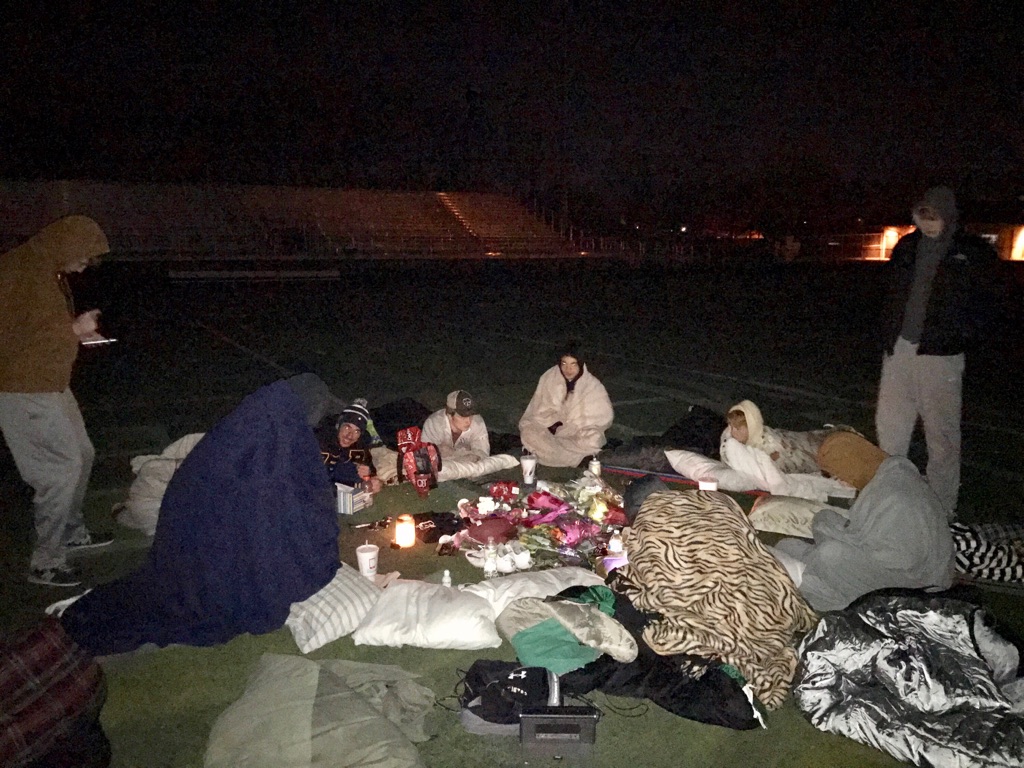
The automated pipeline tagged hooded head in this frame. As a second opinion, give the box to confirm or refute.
[726,400,764,448]
[29,216,110,273]
[816,432,888,490]
[912,186,958,240]
[284,373,346,426]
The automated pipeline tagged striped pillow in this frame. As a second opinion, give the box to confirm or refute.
[285,565,382,653]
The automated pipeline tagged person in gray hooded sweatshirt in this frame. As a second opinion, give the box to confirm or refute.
[875,186,1000,520]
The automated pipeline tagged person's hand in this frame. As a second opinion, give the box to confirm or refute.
[72,309,101,340]
[356,464,372,479]
[547,421,563,435]
[364,476,384,494]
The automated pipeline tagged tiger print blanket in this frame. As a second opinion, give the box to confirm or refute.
[612,490,818,710]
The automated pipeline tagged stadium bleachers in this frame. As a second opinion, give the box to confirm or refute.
[0,182,576,263]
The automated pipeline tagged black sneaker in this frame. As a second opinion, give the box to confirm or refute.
[28,564,83,587]
[66,533,114,553]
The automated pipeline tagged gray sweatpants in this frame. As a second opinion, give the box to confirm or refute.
[0,389,93,569]
[875,337,963,518]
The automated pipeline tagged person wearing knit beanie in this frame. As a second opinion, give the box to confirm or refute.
[337,398,370,436]
[313,398,383,494]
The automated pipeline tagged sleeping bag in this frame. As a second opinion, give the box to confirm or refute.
[61,380,340,656]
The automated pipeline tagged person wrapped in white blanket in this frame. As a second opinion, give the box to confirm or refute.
[716,400,858,501]
[721,400,840,474]
[421,390,519,481]
[518,341,614,468]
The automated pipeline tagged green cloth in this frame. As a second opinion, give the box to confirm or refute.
[567,584,616,615]
[509,617,601,675]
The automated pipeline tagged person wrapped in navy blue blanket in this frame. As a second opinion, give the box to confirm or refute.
[61,378,340,656]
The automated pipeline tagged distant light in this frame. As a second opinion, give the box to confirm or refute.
[578,251,589,256]
[877,227,902,260]
[1012,226,1024,261]
[485,251,502,256]
[679,225,687,233]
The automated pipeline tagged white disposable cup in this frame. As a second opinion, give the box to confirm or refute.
[355,543,379,580]
[520,454,538,484]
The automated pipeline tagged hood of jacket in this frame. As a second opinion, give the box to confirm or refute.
[912,186,958,237]
[0,216,109,392]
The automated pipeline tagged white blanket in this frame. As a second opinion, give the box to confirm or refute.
[115,432,205,535]
[719,437,854,502]
[519,364,613,467]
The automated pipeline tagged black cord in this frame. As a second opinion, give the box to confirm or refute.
[565,691,649,719]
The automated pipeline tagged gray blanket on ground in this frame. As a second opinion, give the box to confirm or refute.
[777,456,955,611]
[205,655,436,768]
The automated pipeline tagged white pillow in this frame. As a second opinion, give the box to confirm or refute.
[285,565,382,654]
[460,567,605,617]
[748,495,834,538]
[351,581,501,650]
[663,449,761,492]
[437,453,520,482]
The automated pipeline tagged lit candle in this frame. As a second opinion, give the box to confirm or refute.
[394,514,416,548]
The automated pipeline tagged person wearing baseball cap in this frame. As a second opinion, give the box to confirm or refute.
[421,389,491,462]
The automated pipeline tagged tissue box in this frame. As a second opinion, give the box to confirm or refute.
[336,482,373,515]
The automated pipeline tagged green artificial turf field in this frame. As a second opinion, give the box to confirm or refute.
[2,259,1021,767]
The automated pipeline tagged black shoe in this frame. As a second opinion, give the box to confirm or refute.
[28,564,83,587]
[66,532,114,553]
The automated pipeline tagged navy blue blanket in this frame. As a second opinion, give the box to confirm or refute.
[62,381,339,655]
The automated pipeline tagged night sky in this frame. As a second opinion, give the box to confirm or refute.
[2,1,1021,232]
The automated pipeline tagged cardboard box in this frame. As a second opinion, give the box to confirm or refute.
[335,482,373,515]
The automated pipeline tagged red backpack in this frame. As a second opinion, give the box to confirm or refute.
[396,426,442,487]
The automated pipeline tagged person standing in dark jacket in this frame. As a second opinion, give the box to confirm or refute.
[875,186,1000,520]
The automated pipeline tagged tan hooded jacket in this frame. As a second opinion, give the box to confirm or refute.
[0,216,109,392]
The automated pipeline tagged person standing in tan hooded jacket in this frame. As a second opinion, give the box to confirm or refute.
[0,216,114,587]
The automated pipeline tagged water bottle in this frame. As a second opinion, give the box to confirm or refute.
[483,537,498,578]
[607,530,624,554]
[441,569,452,588]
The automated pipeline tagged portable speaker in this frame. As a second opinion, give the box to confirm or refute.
[519,706,600,759]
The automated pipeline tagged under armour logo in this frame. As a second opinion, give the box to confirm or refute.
[508,670,528,680]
